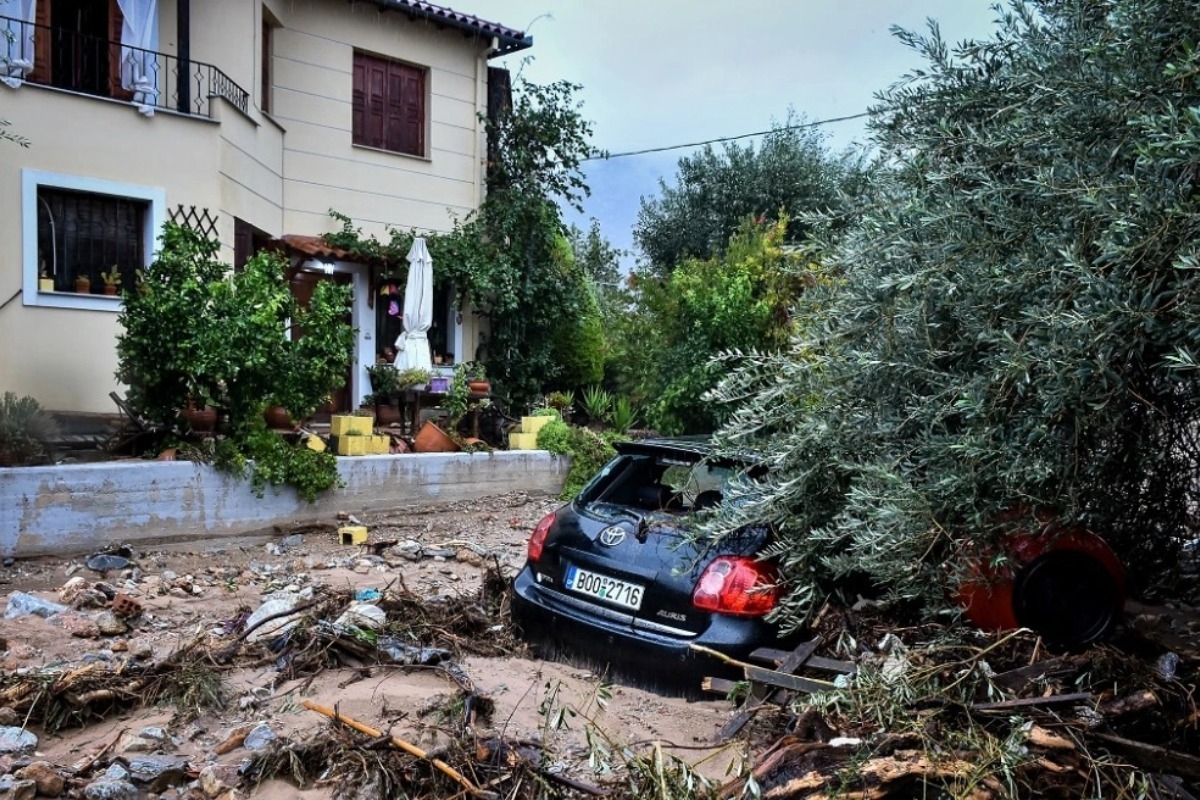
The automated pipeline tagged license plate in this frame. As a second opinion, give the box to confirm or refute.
[564,566,644,611]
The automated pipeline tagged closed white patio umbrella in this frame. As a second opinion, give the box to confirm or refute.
[394,237,433,372]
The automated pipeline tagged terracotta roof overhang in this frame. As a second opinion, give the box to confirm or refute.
[354,0,533,57]
[274,234,355,262]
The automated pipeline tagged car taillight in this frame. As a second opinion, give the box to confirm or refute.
[692,556,779,616]
[528,512,555,563]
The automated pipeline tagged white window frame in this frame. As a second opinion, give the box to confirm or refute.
[22,169,166,312]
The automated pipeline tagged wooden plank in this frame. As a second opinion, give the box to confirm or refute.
[970,692,1092,711]
[710,639,826,743]
[748,647,856,675]
[703,677,788,705]
[743,665,836,695]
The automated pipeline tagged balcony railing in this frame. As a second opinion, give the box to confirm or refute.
[1,14,248,118]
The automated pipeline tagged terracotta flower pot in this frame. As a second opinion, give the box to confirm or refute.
[102,285,118,296]
[74,278,91,294]
[183,403,218,434]
[264,405,295,430]
[468,380,491,394]
[413,421,460,453]
[375,403,402,427]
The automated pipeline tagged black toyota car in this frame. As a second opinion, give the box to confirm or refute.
[511,437,791,692]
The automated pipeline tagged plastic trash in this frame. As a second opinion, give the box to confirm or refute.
[4,591,68,619]
[86,554,132,573]
[355,588,382,602]
[335,603,386,631]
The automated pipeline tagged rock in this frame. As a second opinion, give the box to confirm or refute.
[213,724,252,755]
[4,592,68,620]
[198,764,241,798]
[0,776,36,800]
[125,754,189,791]
[334,603,386,631]
[58,576,89,603]
[280,534,304,549]
[0,726,38,753]
[117,725,170,754]
[103,765,130,781]
[16,760,64,797]
[0,708,19,726]
[243,723,276,751]
[83,779,138,800]
[95,611,129,637]
[58,614,101,639]
[161,570,178,583]
[423,548,456,559]
[456,548,485,567]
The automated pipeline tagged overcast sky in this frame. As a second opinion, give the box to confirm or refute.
[466,0,1002,265]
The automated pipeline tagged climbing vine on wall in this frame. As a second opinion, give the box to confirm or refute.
[324,76,597,406]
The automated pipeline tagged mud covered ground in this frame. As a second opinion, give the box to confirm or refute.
[0,492,749,799]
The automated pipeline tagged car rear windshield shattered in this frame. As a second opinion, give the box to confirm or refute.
[577,453,746,522]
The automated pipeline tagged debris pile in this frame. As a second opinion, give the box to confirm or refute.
[699,604,1200,799]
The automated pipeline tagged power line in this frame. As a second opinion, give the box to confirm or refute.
[583,112,872,162]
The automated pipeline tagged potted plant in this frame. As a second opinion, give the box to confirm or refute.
[459,361,489,394]
[182,392,218,434]
[38,264,54,292]
[100,266,122,296]
[74,273,91,294]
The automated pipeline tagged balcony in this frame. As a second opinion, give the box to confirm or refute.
[1,13,247,118]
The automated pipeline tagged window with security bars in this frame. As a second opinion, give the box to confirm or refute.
[37,187,146,293]
[352,51,426,157]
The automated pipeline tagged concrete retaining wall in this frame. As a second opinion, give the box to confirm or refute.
[0,452,568,558]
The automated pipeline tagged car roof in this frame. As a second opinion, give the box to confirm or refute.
[614,436,759,468]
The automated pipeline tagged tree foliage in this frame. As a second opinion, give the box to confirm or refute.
[634,116,867,274]
[116,224,352,500]
[631,217,817,434]
[704,0,1200,625]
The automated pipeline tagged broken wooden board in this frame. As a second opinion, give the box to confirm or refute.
[748,646,857,676]
[694,639,854,743]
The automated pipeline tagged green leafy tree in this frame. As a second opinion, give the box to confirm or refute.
[704,0,1200,625]
[635,115,868,275]
[635,217,817,434]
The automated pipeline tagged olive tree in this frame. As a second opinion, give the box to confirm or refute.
[705,0,1200,623]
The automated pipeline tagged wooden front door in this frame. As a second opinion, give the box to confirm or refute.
[288,268,354,418]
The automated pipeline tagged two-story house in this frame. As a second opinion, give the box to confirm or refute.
[0,0,529,419]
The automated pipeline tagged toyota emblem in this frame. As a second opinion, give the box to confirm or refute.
[598,526,626,547]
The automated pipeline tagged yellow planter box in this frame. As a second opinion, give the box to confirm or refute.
[333,435,369,456]
[521,415,554,436]
[508,431,540,450]
[305,434,327,453]
[367,435,390,454]
[338,525,369,545]
[331,415,373,437]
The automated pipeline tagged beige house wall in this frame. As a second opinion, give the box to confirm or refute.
[0,89,221,413]
[1,0,498,414]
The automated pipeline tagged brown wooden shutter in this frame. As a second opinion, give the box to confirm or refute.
[402,64,424,156]
[26,0,51,84]
[108,0,133,101]
[353,52,387,149]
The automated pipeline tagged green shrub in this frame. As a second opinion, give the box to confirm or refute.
[535,420,623,500]
[536,418,572,454]
[0,392,59,466]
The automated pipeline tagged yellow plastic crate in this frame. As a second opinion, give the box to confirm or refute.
[521,415,554,436]
[367,435,391,454]
[508,431,540,450]
[334,435,370,456]
[331,415,373,437]
[338,525,368,545]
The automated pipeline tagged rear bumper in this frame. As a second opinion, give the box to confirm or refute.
[511,565,783,694]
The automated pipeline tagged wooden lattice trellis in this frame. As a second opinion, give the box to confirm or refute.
[170,205,220,240]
